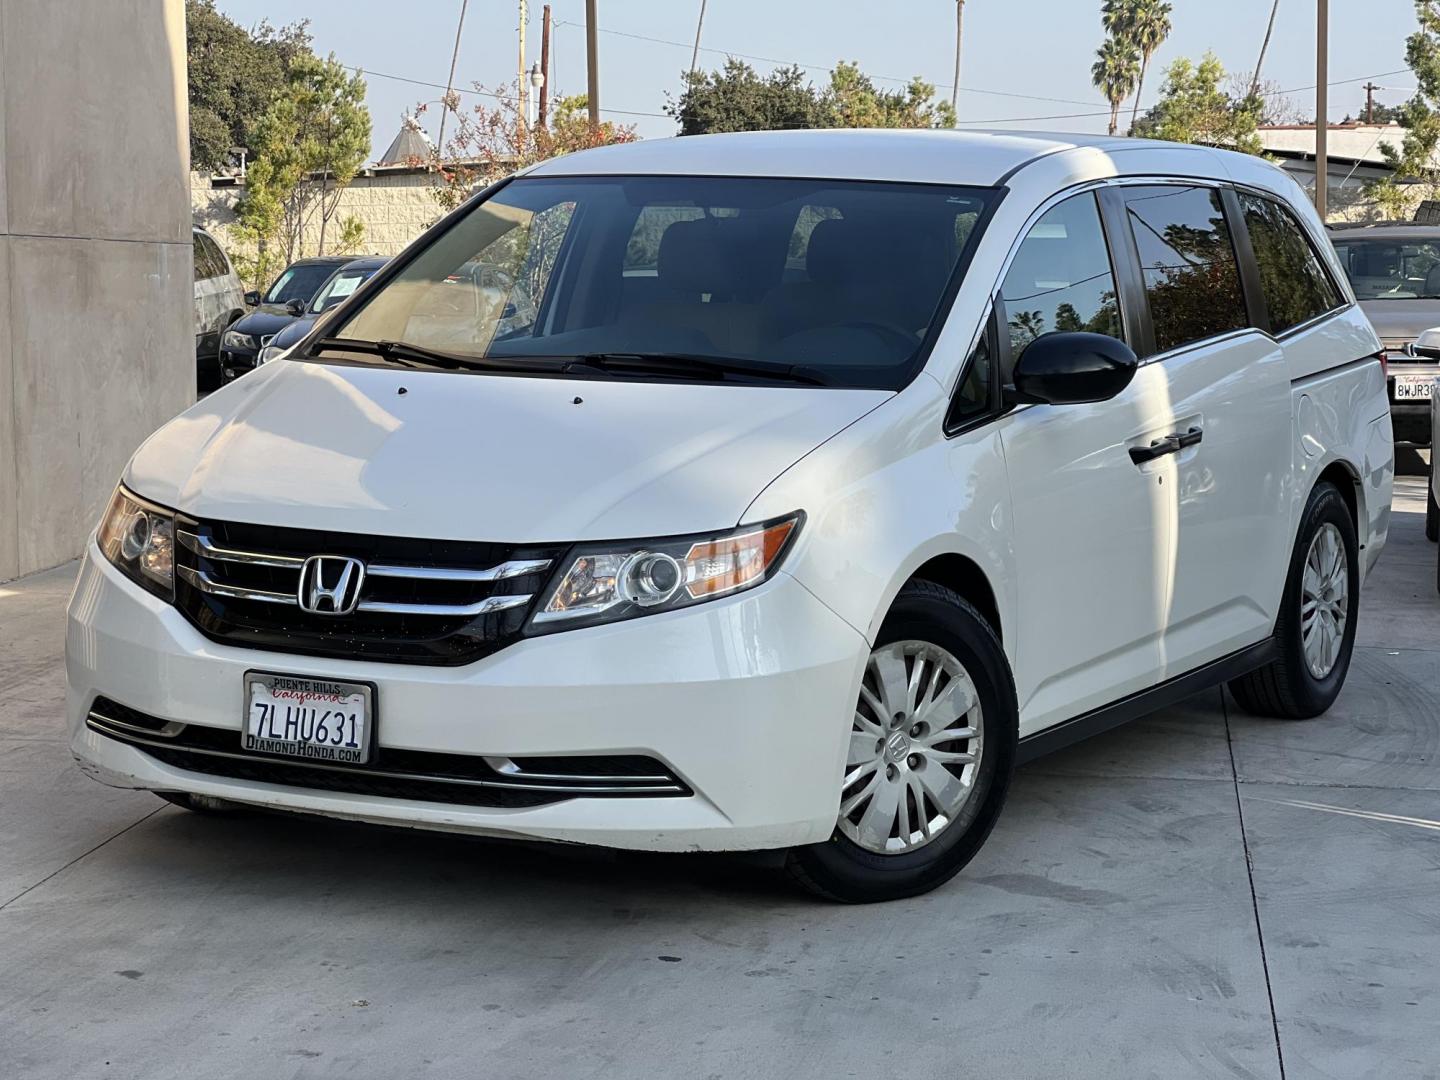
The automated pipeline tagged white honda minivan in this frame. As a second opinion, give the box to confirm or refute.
[67,131,1395,901]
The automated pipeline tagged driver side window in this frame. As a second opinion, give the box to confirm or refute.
[999,192,1122,383]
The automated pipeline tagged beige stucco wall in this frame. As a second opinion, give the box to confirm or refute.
[192,169,445,272]
[0,0,194,581]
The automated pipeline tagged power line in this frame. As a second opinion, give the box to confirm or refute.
[340,64,667,118]
[553,19,1099,106]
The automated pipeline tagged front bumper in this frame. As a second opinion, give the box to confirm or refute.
[218,345,260,384]
[66,544,868,852]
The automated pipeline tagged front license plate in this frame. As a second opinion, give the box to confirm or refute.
[243,673,373,764]
[1394,374,1436,401]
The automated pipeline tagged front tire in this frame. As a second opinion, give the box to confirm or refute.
[1228,481,1359,719]
[786,581,1017,903]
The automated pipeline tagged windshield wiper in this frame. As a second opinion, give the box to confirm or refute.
[568,352,830,386]
[309,337,563,374]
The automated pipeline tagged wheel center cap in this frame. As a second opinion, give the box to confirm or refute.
[885,731,911,763]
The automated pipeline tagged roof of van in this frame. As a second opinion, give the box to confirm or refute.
[524,128,1265,188]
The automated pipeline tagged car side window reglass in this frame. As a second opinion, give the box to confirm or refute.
[1240,193,1341,333]
[1123,185,1248,355]
[192,234,209,282]
[999,192,1121,382]
[947,318,994,430]
[200,235,227,280]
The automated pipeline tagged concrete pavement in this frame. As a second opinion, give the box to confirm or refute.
[2,479,1437,1079]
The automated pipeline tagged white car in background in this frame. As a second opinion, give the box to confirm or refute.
[68,131,1393,902]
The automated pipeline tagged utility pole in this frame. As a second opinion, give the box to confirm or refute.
[519,0,529,122]
[952,0,965,116]
[436,0,469,155]
[690,0,707,79]
[538,4,552,127]
[1316,0,1328,220]
[1363,81,1380,124]
[586,0,600,128]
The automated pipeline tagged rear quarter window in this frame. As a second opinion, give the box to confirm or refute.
[1240,193,1341,333]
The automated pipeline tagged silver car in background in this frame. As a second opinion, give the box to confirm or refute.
[1330,224,1440,446]
[192,226,245,392]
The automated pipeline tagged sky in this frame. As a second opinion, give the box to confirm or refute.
[214,0,1428,161]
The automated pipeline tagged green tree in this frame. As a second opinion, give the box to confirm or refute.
[667,60,831,135]
[665,58,955,135]
[184,0,312,173]
[1370,1,1440,218]
[1105,0,1172,132]
[828,62,956,128]
[1132,53,1263,155]
[236,54,371,280]
[1092,35,1140,137]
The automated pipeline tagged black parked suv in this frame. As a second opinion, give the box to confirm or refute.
[220,257,387,384]
[220,256,354,382]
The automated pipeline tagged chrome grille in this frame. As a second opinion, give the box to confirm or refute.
[172,517,564,665]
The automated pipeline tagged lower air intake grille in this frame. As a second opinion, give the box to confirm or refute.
[88,697,690,809]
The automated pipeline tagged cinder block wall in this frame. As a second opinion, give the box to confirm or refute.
[0,0,194,582]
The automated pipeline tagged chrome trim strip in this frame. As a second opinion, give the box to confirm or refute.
[87,709,185,739]
[356,594,533,617]
[178,564,298,605]
[87,722,687,795]
[487,756,676,784]
[178,531,305,570]
[366,559,551,582]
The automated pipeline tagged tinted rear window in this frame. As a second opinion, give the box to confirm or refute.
[1240,193,1341,333]
[1122,185,1248,355]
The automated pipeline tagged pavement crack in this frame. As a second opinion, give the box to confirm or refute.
[0,807,162,912]
[1223,689,1287,1080]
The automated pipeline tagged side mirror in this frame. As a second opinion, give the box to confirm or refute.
[243,290,261,307]
[285,299,305,317]
[1011,331,1138,406]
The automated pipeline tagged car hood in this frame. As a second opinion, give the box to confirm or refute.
[1356,298,1440,346]
[232,308,301,337]
[270,314,322,351]
[126,360,889,541]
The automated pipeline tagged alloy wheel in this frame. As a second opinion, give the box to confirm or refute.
[838,640,985,854]
[1301,522,1348,679]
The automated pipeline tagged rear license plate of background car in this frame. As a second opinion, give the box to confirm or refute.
[1394,374,1436,401]
[243,673,373,764]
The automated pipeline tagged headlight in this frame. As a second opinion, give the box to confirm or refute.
[96,486,176,600]
[529,513,802,632]
[257,343,290,364]
[222,329,255,351]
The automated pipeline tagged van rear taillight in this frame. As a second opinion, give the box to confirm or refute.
[1377,351,1389,379]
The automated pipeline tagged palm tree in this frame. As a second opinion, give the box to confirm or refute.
[1126,0,1172,131]
[951,1,965,119]
[1092,36,1140,137]
[1102,0,1171,132]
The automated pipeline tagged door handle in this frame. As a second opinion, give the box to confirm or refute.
[1128,426,1203,465]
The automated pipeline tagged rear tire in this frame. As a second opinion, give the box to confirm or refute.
[786,581,1017,903]
[1228,481,1358,719]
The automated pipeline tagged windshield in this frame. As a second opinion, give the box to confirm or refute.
[310,267,377,313]
[1332,237,1440,299]
[264,263,339,305]
[329,176,994,389]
